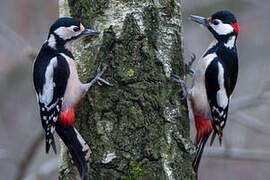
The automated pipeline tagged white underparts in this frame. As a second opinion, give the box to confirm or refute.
[39,57,58,105]
[216,62,228,108]
[190,53,217,116]
[224,36,236,49]
[60,53,85,111]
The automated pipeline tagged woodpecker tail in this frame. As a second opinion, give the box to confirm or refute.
[210,123,223,146]
[209,131,216,146]
[56,123,91,180]
[192,134,210,173]
[45,125,57,154]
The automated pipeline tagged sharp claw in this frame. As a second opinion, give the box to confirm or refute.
[97,81,103,86]
[189,53,196,66]
[187,53,196,76]
[98,77,113,87]
[170,74,188,99]
[97,65,101,73]
[85,65,112,90]
[189,145,197,155]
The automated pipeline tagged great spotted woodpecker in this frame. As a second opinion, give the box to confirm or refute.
[33,17,111,179]
[172,10,239,172]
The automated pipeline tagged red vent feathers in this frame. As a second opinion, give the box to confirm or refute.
[59,109,75,126]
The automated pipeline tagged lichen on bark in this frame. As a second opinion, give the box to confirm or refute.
[59,0,195,179]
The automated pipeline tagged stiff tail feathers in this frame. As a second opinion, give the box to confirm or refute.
[55,123,91,180]
[192,134,210,172]
[210,123,223,146]
[45,125,57,154]
[209,131,216,146]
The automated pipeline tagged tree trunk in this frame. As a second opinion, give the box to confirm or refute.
[58,0,195,179]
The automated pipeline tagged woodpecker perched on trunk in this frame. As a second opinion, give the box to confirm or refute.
[33,17,111,179]
[172,10,239,172]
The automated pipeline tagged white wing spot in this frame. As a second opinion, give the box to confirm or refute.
[220,121,225,126]
[56,105,60,111]
[220,111,224,116]
[53,116,57,122]
[50,127,55,133]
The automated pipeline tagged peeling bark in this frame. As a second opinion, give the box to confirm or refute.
[58,0,195,179]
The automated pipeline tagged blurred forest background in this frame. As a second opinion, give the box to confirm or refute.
[0,0,269,179]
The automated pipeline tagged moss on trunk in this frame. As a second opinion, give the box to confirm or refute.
[59,0,195,179]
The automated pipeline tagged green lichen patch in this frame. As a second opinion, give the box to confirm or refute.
[127,162,147,180]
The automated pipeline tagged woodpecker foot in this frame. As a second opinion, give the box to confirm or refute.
[85,65,113,90]
[189,145,197,155]
[187,53,196,76]
[170,74,188,99]
[96,65,113,87]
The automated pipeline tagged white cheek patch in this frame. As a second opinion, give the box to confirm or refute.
[210,20,234,35]
[54,26,80,40]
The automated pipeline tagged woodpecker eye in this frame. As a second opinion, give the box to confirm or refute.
[212,20,219,25]
[73,26,80,32]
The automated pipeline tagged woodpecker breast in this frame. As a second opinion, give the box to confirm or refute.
[190,41,218,117]
[60,53,86,112]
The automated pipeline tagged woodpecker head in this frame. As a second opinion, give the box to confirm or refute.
[47,17,100,50]
[190,10,239,43]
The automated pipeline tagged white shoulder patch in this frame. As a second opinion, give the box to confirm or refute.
[39,57,58,105]
[204,53,217,69]
[216,62,228,108]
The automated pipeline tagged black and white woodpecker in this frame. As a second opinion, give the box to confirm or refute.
[172,10,239,172]
[33,17,111,179]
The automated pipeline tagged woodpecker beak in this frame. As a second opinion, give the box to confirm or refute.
[190,15,209,27]
[81,29,100,37]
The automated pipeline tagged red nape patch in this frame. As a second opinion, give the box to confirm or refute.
[59,109,75,126]
[194,116,212,144]
[232,23,239,35]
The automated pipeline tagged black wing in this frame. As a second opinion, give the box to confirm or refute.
[33,49,69,153]
[205,58,230,145]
